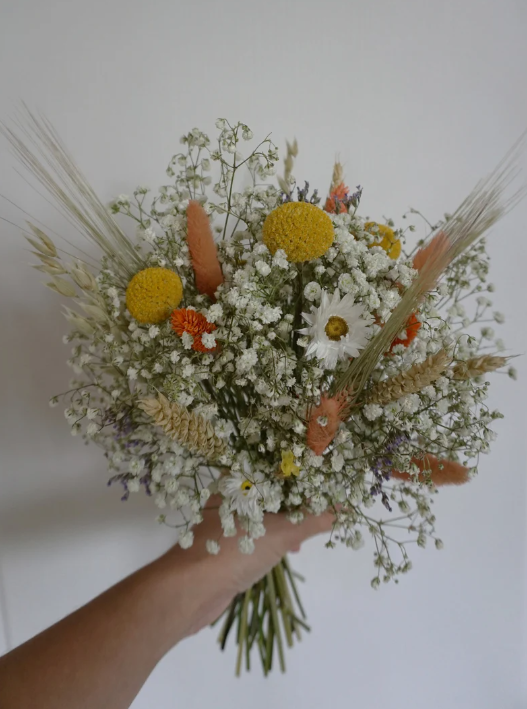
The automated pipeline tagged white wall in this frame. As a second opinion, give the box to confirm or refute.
[1,1,526,707]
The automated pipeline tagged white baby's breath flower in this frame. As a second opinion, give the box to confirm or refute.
[202,332,216,349]
[200,488,211,504]
[304,281,321,302]
[331,452,345,472]
[206,540,220,555]
[86,422,99,437]
[237,349,258,373]
[178,530,194,549]
[206,303,223,323]
[400,394,420,414]
[181,332,194,349]
[273,249,289,269]
[239,536,255,554]
[127,367,138,380]
[255,260,271,277]
[363,404,383,421]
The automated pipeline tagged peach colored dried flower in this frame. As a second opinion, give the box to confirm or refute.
[186,200,224,300]
[412,230,450,273]
[306,391,350,455]
[391,454,470,486]
[324,182,349,214]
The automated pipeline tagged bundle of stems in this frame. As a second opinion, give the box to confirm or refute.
[214,556,309,675]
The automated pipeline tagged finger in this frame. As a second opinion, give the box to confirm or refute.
[299,511,334,538]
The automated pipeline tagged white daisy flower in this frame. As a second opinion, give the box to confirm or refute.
[298,288,374,369]
[219,468,267,518]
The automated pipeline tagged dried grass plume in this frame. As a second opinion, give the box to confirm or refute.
[306,391,351,455]
[186,200,224,301]
[392,454,470,486]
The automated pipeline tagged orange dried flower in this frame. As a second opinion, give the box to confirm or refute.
[390,312,421,350]
[391,454,470,486]
[324,182,349,214]
[171,308,217,352]
[306,391,351,455]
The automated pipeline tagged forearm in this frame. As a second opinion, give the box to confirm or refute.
[0,554,215,709]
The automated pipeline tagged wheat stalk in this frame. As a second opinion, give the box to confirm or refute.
[277,139,298,196]
[139,393,226,461]
[452,355,508,380]
[1,106,145,282]
[335,137,525,398]
[365,351,452,405]
[329,160,345,193]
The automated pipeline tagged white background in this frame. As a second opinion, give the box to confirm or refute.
[1,1,526,707]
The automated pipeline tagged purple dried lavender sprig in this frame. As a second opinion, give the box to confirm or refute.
[369,434,408,510]
[108,474,131,501]
[349,185,363,208]
[139,473,152,496]
[297,181,310,202]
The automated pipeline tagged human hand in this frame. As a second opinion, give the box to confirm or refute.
[156,499,334,637]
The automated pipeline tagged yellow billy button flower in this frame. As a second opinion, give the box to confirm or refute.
[126,267,183,324]
[280,450,300,478]
[262,202,334,262]
[364,222,401,260]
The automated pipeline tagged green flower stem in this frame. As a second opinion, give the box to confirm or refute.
[214,557,307,675]
[235,589,251,677]
[273,564,294,648]
[265,570,286,672]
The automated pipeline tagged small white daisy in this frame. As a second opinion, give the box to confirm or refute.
[219,468,266,518]
[298,288,373,369]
